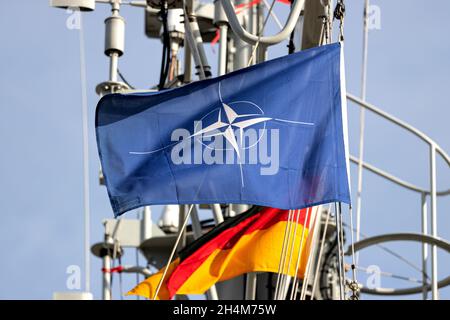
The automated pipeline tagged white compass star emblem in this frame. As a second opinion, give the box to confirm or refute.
[192,102,272,158]
[129,81,315,187]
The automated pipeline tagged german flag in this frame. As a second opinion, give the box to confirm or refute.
[128,206,316,299]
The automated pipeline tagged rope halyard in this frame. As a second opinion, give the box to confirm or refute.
[274,209,293,299]
[289,207,311,300]
[319,15,329,46]
[348,205,360,300]
[335,203,345,299]
[283,209,302,299]
[310,204,333,299]
[319,1,333,46]
[299,209,320,300]
[153,204,195,300]
[277,210,297,299]
[356,0,370,267]
[338,204,348,299]
[334,0,345,41]
[247,0,277,67]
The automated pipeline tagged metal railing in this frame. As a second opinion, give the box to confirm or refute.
[347,93,450,300]
[220,0,305,46]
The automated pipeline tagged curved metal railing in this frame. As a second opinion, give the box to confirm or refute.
[347,93,450,299]
[220,0,305,46]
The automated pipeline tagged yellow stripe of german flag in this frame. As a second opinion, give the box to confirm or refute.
[128,206,315,299]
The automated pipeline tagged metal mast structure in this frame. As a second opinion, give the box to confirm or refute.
[49,0,450,300]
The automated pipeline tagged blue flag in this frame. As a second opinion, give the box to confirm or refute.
[96,43,351,217]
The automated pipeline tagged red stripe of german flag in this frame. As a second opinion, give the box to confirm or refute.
[128,206,313,299]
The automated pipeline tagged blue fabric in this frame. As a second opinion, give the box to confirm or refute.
[95,43,351,217]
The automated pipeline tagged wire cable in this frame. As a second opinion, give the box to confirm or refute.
[342,222,430,280]
[153,204,195,300]
[310,204,332,299]
[355,0,370,265]
[289,208,310,300]
[117,68,135,89]
[357,266,424,284]
[247,0,278,67]
[158,0,170,90]
[274,209,293,299]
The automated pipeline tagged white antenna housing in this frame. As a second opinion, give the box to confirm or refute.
[158,205,180,233]
[50,0,95,11]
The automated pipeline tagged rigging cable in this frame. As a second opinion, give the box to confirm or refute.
[118,253,124,300]
[309,204,333,299]
[342,222,430,280]
[247,0,278,66]
[283,209,302,300]
[355,0,369,265]
[158,0,170,90]
[299,208,321,300]
[275,210,296,299]
[356,266,425,284]
[283,209,302,299]
[274,209,293,299]
[135,210,141,299]
[334,0,356,300]
[289,207,311,300]
[288,29,295,54]
[333,0,346,41]
[338,204,348,298]
[335,203,345,299]
[78,11,91,294]
[347,204,360,299]
[153,204,195,299]
[287,0,295,54]
[117,68,135,90]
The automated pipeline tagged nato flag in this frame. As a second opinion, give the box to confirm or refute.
[95,43,351,217]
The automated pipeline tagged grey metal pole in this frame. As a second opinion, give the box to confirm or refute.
[421,193,428,300]
[278,276,291,300]
[78,11,90,294]
[335,204,345,300]
[183,0,193,83]
[191,206,219,300]
[184,15,206,79]
[245,273,257,300]
[218,24,228,76]
[189,17,211,77]
[102,252,112,300]
[232,0,251,70]
[101,232,114,300]
[184,44,192,82]
[233,35,250,70]
[141,206,152,242]
[256,44,267,64]
[355,0,370,262]
[430,145,439,300]
[105,0,124,83]
[249,4,257,64]
[109,52,119,82]
[212,204,224,224]
[177,205,187,250]
[190,205,203,237]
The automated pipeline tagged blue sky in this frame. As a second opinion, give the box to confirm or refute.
[0,0,449,299]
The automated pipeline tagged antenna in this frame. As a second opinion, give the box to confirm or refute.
[50,0,95,11]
